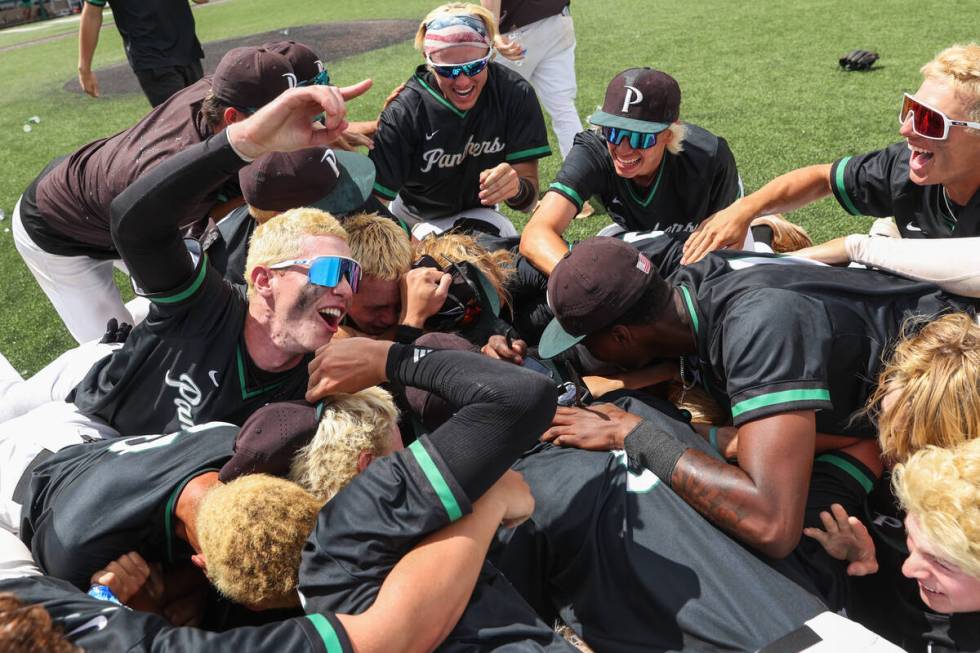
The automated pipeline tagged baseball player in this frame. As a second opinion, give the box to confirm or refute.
[520,68,742,276]
[369,3,551,239]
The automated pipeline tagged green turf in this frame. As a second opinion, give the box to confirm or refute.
[0,0,976,374]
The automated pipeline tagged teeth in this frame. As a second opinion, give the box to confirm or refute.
[319,307,342,318]
[907,144,932,155]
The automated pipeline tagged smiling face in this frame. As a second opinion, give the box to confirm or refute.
[900,78,980,196]
[902,515,980,614]
[607,128,673,185]
[267,235,354,354]
[429,45,490,111]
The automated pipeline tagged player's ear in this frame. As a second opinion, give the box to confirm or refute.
[609,324,633,347]
[222,107,243,127]
[190,553,207,573]
[662,125,676,146]
[251,265,276,298]
[357,451,374,473]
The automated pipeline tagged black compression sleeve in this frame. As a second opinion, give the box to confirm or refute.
[624,419,689,486]
[109,130,248,294]
[385,343,557,501]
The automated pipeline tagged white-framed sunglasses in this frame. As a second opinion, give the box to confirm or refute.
[899,93,980,140]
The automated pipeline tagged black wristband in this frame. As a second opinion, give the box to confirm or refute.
[623,419,688,486]
[394,324,425,344]
[506,177,535,211]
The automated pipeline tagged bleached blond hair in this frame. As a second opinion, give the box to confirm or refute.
[344,212,412,281]
[750,214,813,252]
[196,474,320,608]
[244,207,348,298]
[415,3,499,54]
[893,437,980,579]
[921,43,980,126]
[289,387,399,502]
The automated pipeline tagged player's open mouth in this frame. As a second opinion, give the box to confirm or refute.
[614,152,642,171]
[451,85,476,100]
[918,581,943,597]
[908,143,934,173]
[318,306,344,330]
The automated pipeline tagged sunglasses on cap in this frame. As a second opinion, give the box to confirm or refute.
[601,126,661,149]
[899,93,980,140]
[268,256,362,293]
[299,69,331,87]
[426,51,494,79]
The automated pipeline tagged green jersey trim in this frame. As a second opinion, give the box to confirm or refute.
[815,453,874,494]
[409,440,463,522]
[151,255,209,304]
[305,614,345,653]
[624,156,667,208]
[549,182,584,209]
[678,285,699,335]
[833,156,861,216]
[506,145,551,162]
[236,345,287,400]
[731,388,831,419]
[416,75,468,119]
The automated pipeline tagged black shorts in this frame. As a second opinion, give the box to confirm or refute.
[134,60,204,107]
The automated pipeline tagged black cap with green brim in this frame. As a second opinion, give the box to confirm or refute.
[587,67,681,134]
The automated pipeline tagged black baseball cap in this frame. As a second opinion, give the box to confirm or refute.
[212,46,296,111]
[263,40,326,85]
[588,68,681,133]
[239,147,375,214]
[538,237,666,358]
[219,400,321,482]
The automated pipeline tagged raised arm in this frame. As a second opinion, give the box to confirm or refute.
[682,163,833,264]
[77,1,104,98]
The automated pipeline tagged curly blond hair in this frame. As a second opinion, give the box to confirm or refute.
[414,232,514,312]
[196,474,320,608]
[750,214,813,252]
[344,212,412,281]
[893,437,980,579]
[289,387,399,502]
[244,207,348,298]
[415,3,499,53]
[921,43,980,126]
[869,312,980,463]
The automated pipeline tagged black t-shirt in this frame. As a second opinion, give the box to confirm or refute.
[0,575,351,652]
[20,425,235,589]
[845,476,980,652]
[669,252,970,433]
[298,436,574,652]
[86,0,204,71]
[208,204,254,287]
[549,128,741,233]
[499,0,569,31]
[69,246,312,435]
[493,421,827,652]
[370,63,551,219]
[830,143,980,238]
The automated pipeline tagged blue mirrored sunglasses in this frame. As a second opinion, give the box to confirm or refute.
[300,69,331,87]
[601,126,660,149]
[427,52,493,79]
[269,256,362,293]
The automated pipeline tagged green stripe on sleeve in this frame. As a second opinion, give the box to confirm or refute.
[548,182,584,209]
[678,286,699,335]
[151,255,209,304]
[372,181,398,200]
[305,614,345,653]
[833,156,861,216]
[731,388,831,419]
[816,453,874,494]
[409,440,463,521]
[506,145,552,161]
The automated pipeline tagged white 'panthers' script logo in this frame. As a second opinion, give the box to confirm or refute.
[163,371,203,429]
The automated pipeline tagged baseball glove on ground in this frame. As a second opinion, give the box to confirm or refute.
[839,49,879,71]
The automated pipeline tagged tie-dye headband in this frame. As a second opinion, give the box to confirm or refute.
[423,14,491,56]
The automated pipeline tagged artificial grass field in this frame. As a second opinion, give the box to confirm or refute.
[0,0,976,374]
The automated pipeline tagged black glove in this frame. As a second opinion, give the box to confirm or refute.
[839,49,879,71]
[99,318,133,344]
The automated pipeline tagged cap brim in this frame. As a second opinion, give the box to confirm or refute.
[537,317,586,359]
[587,110,670,133]
[312,150,376,215]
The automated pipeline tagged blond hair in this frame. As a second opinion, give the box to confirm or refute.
[668,383,729,426]
[414,232,514,311]
[289,387,398,502]
[750,214,813,252]
[344,212,412,281]
[869,313,980,462]
[921,43,980,126]
[415,3,499,53]
[244,207,348,298]
[893,437,980,579]
[196,474,320,608]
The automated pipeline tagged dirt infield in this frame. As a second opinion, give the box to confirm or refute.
[61,19,417,96]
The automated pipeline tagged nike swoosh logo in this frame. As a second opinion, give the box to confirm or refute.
[611,197,622,205]
[425,130,439,140]
[906,222,922,232]
[68,615,109,637]
[209,370,220,387]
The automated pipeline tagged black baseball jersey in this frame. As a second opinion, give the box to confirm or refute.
[69,245,311,435]
[20,424,235,589]
[370,63,551,219]
[845,475,980,652]
[830,143,980,238]
[0,575,352,652]
[208,204,254,287]
[549,127,741,233]
[85,0,203,72]
[492,415,828,652]
[299,435,574,652]
[669,252,971,433]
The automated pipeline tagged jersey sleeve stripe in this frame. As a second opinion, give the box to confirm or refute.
[372,182,398,200]
[305,614,347,653]
[830,156,862,216]
[548,182,584,209]
[149,254,209,304]
[506,145,552,162]
[678,286,700,335]
[731,388,831,420]
[814,453,874,494]
[408,440,463,522]
[85,0,107,5]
